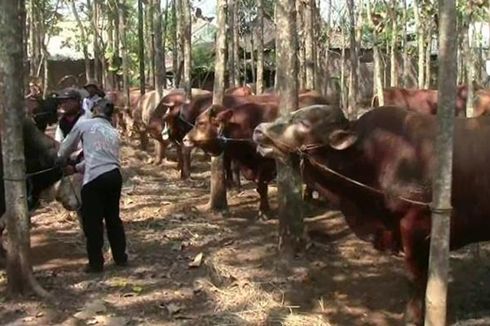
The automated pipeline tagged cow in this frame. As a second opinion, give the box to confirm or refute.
[473,88,490,117]
[224,85,254,97]
[25,93,60,132]
[182,93,331,213]
[105,88,148,134]
[0,118,82,258]
[253,104,490,324]
[372,85,469,116]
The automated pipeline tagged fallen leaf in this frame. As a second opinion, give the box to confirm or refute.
[188,252,203,268]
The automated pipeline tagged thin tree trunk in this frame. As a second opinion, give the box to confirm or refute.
[367,0,384,105]
[425,28,432,88]
[233,0,240,86]
[465,24,475,117]
[425,0,457,324]
[296,0,306,89]
[154,0,164,96]
[304,0,315,90]
[148,0,155,88]
[276,0,304,252]
[324,0,331,96]
[172,0,178,87]
[182,0,191,99]
[162,0,168,89]
[227,0,236,88]
[93,0,101,84]
[209,0,228,211]
[414,0,425,88]
[402,0,409,86]
[347,0,359,118]
[0,0,50,299]
[138,0,145,94]
[113,2,120,90]
[340,31,347,110]
[250,34,255,85]
[390,0,398,87]
[120,1,130,109]
[70,0,91,82]
[255,0,264,94]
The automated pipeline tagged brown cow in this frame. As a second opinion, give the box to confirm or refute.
[373,85,469,116]
[224,85,254,96]
[105,88,146,134]
[473,88,490,116]
[253,104,490,324]
[182,93,330,212]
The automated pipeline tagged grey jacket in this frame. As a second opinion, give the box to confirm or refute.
[58,116,120,185]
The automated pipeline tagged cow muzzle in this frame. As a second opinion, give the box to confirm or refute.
[182,135,194,148]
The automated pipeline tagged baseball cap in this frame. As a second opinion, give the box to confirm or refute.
[57,88,82,101]
[83,79,100,89]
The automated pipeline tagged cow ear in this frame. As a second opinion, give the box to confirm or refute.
[216,109,233,123]
[328,129,357,150]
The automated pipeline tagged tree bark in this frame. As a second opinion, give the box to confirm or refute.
[304,0,315,90]
[209,0,228,211]
[276,0,304,252]
[138,0,146,94]
[347,0,359,119]
[0,0,50,299]
[414,0,425,88]
[425,26,432,88]
[323,0,331,96]
[172,0,179,87]
[425,0,457,324]
[181,0,191,98]
[154,0,165,96]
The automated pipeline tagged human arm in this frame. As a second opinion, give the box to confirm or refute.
[54,124,64,142]
[58,123,83,161]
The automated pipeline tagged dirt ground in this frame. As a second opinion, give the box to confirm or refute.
[1,138,490,326]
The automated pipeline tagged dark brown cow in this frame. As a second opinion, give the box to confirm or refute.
[182,93,330,213]
[105,88,147,134]
[373,85,469,116]
[253,104,490,324]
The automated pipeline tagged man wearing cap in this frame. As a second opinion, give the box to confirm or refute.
[82,80,106,119]
[57,99,128,273]
[55,88,85,143]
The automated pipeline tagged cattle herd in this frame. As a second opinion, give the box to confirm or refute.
[2,83,490,324]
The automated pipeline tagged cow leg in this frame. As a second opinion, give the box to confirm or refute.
[180,146,191,180]
[256,182,270,220]
[400,208,430,326]
[139,129,149,151]
[176,145,183,170]
[232,160,241,190]
[304,185,313,201]
[154,140,166,165]
[0,221,5,259]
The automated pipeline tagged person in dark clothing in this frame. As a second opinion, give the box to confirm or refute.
[58,99,128,273]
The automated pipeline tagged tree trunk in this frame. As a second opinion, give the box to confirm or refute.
[323,0,331,97]
[347,0,358,119]
[304,0,315,90]
[138,0,145,94]
[424,0,457,324]
[0,0,49,299]
[92,0,102,84]
[402,0,409,86]
[465,25,475,117]
[148,0,155,88]
[390,0,398,87]
[414,0,425,88]
[233,0,240,87]
[154,0,164,96]
[276,0,304,252]
[340,31,347,110]
[70,0,91,82]
[172,0,178,87]
[162,0,168,89]
[227,0,236,88]
[113,3,120,90]
[120,1,130,109]
[182,0,191,99]
[209,0,228,211]
[296,0,306,90]
[367,0,384,105]
[256,0,264,93]
[425,28,432,88]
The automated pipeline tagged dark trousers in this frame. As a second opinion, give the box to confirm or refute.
[81,168,127,268]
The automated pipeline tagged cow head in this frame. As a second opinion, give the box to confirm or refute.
[183,104,231,155]
[25,94,60,132]
[253,105,351,160]
[160,98,189,142]
[39,172,82,211]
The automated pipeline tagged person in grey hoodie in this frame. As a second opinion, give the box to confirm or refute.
[57,99,128,273]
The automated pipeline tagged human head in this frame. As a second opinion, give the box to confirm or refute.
[57,88,82,116]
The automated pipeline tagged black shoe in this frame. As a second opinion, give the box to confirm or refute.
[114,260,129,267]
[83,264,104,274]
